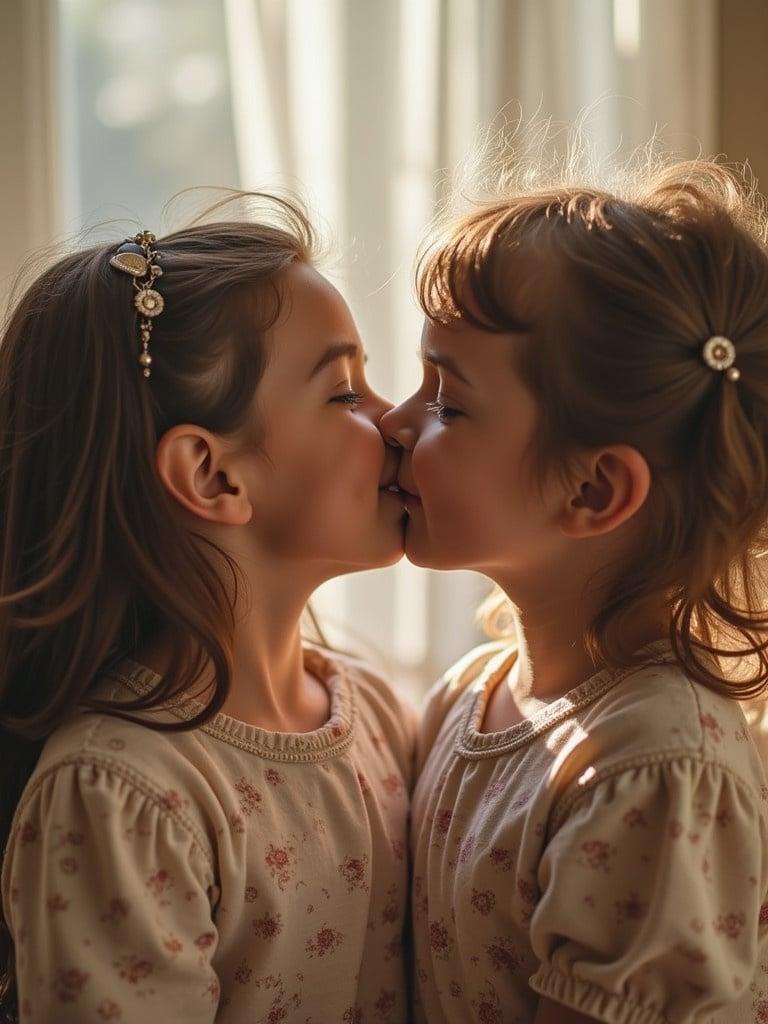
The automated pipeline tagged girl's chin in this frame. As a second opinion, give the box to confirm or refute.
[338,533,407,572]
[403,530,462,570]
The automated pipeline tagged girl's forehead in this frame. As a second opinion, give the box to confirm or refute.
[280,262,351,326]
[264,263,363,380]
[421,318,520,376]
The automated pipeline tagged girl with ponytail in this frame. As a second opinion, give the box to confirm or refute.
[381,158,768,1023]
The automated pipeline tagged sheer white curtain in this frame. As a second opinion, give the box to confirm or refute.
[1,0,718,695]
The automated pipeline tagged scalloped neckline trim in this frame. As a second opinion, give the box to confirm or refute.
[106,645,356,763]
[457,640,678,760]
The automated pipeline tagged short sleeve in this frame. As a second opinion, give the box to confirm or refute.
[529,758,768,1024]
[2,760,220,1023]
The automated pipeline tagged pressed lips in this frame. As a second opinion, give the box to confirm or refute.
[378,471,405,500]
[397,475,421,504]
[379,447,405,500]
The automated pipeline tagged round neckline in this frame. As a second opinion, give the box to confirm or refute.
[457,639,678,760]
[106,645,356,763]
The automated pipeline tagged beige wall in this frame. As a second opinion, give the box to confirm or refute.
[719,0,768,196]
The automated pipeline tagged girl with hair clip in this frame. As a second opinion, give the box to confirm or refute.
[381,158,768,1023]
[0,193,415,1023]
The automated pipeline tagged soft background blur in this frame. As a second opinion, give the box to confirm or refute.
[1,0,766,697]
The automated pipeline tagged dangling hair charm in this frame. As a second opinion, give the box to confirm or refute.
[702,335,740,382]
[109,230,164,379]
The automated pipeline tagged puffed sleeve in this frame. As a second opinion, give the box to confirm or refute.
[2,760,221,1022]
[528,758,768,1024]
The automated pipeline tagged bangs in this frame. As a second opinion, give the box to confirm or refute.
[416,200,545,334]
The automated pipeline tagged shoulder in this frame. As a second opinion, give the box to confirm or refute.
[24,677,219,857]
[2,714,218,920]
[36,678,196,783]
[555,653,768,819]
[307,643,419,783]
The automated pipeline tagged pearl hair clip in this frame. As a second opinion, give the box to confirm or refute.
[109,230,164,379]
[701,335,740,381]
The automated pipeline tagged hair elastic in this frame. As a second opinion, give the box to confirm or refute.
[109,230,164,379]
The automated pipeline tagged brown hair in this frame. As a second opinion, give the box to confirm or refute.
[0,191,318,1018]
[417,159,768,700]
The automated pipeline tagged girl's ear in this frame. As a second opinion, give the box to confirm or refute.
[559,445,651,539]
[155,425,253,526]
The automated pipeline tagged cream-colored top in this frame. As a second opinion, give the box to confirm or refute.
[411,640,768,1024]
[2,646,416,1023]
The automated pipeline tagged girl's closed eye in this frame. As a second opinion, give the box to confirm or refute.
[426,398,463,421]
[331,388,363,408]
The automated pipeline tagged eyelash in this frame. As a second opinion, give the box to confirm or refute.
[332,390,363,408]
[426,399,462,422]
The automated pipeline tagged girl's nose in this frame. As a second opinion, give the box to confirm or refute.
[368,389,394,426]
[379,403,418,451]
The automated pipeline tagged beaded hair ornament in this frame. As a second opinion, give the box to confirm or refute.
[109,230,164,379]
[701,335,740,381]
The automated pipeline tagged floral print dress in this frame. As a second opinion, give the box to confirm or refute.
[2,646,416,1023]
[411,640,768,1024]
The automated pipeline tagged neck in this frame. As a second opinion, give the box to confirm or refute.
[136,565,331,732]
[499,571,669,702]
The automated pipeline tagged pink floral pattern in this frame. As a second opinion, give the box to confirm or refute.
[100,898,129,924]
[700,713,724,744]
[338,854,369,894]
[428,918,454,961]
[714,911,746,939]
[484,936,520,973]
[471,888,496,915]
[234,776,263,817]
[622,807,648,828]
[577,839,617,872]
[20,821,38,845]
[96,1000,121,1020]
[305,924,343,958]
[263,842,297,892]
[53,967,89,1002]
[488,846,515,872]
[114,954,153,985]
[252,911,283,941]
[615,892,647,924]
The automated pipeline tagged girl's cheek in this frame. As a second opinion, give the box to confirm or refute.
[332,418,382,475]
[415,425,449,463]
[356,416,386,458]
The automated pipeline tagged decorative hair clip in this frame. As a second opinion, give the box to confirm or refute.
[109,230,164,379]
[701,335,740,382]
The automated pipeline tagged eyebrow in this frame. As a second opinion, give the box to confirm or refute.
[309,342,366,380]
[422,350,473,387]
